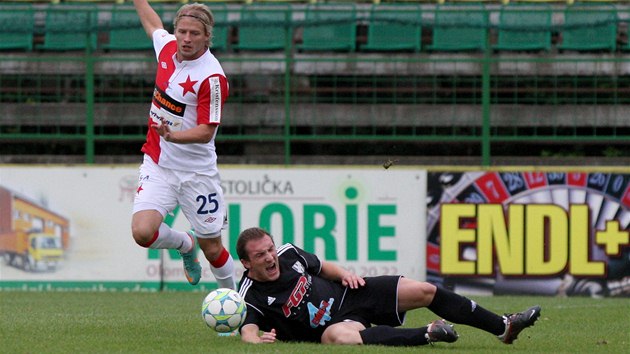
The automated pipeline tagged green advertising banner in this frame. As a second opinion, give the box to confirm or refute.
[0,166,425,292]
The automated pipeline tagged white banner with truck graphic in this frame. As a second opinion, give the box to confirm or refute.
[0,165,426,291]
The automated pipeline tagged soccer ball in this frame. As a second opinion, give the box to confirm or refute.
[201,288,247,333]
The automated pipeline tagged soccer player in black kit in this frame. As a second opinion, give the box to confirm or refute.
[236,227,541,346]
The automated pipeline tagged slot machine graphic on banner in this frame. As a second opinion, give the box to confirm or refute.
[427,170,630,298]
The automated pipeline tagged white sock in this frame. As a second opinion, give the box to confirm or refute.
[147,223,192,252]
[210,253,236,289]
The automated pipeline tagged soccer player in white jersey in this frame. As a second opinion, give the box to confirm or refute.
[130,0,236,290]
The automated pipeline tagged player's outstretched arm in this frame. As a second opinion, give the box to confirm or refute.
[241,324,277,344]
[133,0,164,38]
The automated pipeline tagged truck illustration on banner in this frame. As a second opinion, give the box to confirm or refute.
[0,185,70,272]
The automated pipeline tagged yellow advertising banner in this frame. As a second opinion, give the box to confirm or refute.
[426,171,630,298]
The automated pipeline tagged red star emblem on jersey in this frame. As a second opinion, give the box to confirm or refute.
[178,75,198,96]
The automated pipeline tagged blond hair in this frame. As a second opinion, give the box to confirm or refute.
[173,3,215,47]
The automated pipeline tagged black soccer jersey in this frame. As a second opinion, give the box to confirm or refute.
[238,243,347,343]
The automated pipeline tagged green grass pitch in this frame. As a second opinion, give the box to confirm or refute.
[1,291,628,353]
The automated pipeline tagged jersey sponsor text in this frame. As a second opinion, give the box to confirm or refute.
[282,275,309,317]
[152,87,185,116]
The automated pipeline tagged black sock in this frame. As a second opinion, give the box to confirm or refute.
[359,325,429,346]
[427,286,505,335]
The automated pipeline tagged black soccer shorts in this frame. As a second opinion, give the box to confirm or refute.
[330,275,406,328]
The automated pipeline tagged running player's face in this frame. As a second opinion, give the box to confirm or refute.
[243,235,280,282]
[174,17,209,61]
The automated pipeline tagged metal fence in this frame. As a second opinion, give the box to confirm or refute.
[2,2,630,165]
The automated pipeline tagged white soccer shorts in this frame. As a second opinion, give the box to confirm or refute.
[133,155,227,237]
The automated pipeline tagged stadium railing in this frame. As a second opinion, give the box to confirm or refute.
[6,0,624,4]
[2,1,630,165]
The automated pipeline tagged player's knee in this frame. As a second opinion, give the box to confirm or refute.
[131,225,156,247]
[398,279,437,310]
[419,281,438,298]
[321,330,345,344]
[321,324,362,345]
[322,333,360,345]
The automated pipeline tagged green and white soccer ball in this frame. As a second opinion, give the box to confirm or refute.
[201,288,247,333]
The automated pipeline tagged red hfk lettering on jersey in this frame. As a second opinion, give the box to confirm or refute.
[311,299,330,326]
[282,276,308,317]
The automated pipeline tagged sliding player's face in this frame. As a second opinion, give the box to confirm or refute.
[242,235,280,282]
[174,17,209,61]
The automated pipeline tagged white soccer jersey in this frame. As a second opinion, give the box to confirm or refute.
[141,29,229,172]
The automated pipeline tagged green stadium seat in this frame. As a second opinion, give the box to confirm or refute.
[427,3,488,52]
[0,4,35,51]
[298,3,357,52]
[209,3,229,52]
[103,4,161,51]
[361,3,422,52]
[233,3,292,51]
[60,0,122,3]
[558,3,617,52]
[37,4,98,51]
[493,3,552,52]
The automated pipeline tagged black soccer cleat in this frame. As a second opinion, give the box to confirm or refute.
[426,319,459,344]
[498,305,541,344]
